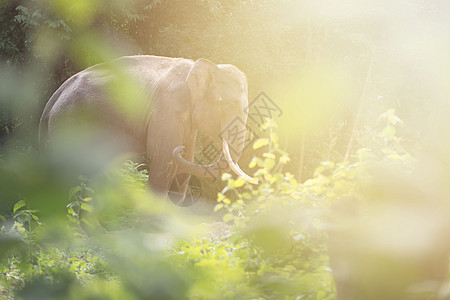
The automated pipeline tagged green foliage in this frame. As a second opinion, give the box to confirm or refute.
[66,176,95,225]
[214,121,335,299]
[12,200,41,237]
[0,109,446,299]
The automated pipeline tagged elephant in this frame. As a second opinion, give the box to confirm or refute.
[39,55,256,205]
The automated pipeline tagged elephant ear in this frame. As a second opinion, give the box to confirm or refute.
[186,58,218,103]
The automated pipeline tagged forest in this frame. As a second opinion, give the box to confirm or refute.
[1,0,450,299]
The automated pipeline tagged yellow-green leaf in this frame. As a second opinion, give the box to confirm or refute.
[242,192,251,199]
[214,203,223,212]
[253,138,269,149]
[221,173,232,181]
[234,179,245,188]
[263,153,275,159]
[264,158,276,170]
[279,155,290,164]
[80,203,93,212]
[13,200,26,213]
[217,193,225,202]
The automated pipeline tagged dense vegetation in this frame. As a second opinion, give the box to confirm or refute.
[0,115,419,299]
[1,0,450,299]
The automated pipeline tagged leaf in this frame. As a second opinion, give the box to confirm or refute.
[382,125,396,139]
[264,158,276,170]
[69,186,81,201]
[242,192,252,200]
[66,202,77,208]
[214,203,223,212]
[223,213,234,223]
[389,113,403,126]
[253,138,269,149]
[221,173,232,181]
[279,155,290,164]
[233,179,245,188]
[217,193,225,202]
[262,153,275,159]
[14,212,30,223]
[31,10,41,19]
[13,200,26,213]
[317,290,326,300]
[144,0,162,10]
[85,187,95,194]
[80,203,93,212]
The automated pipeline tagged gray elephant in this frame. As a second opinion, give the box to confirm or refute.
[39,55,256,204]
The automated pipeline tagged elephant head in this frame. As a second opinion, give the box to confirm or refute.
[173,58,256,183]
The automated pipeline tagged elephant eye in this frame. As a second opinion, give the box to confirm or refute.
[214,96,224,105]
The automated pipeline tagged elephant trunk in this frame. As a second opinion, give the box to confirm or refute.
[173,137,257,184]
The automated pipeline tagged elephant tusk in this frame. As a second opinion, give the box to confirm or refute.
[222,139,258,184]
[172,146,185,158]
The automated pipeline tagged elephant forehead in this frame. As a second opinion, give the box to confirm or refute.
[215,76,246,99]
[217,66,247,88]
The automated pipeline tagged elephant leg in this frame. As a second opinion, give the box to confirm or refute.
[168,173,191,206]
[147,157,177,198]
